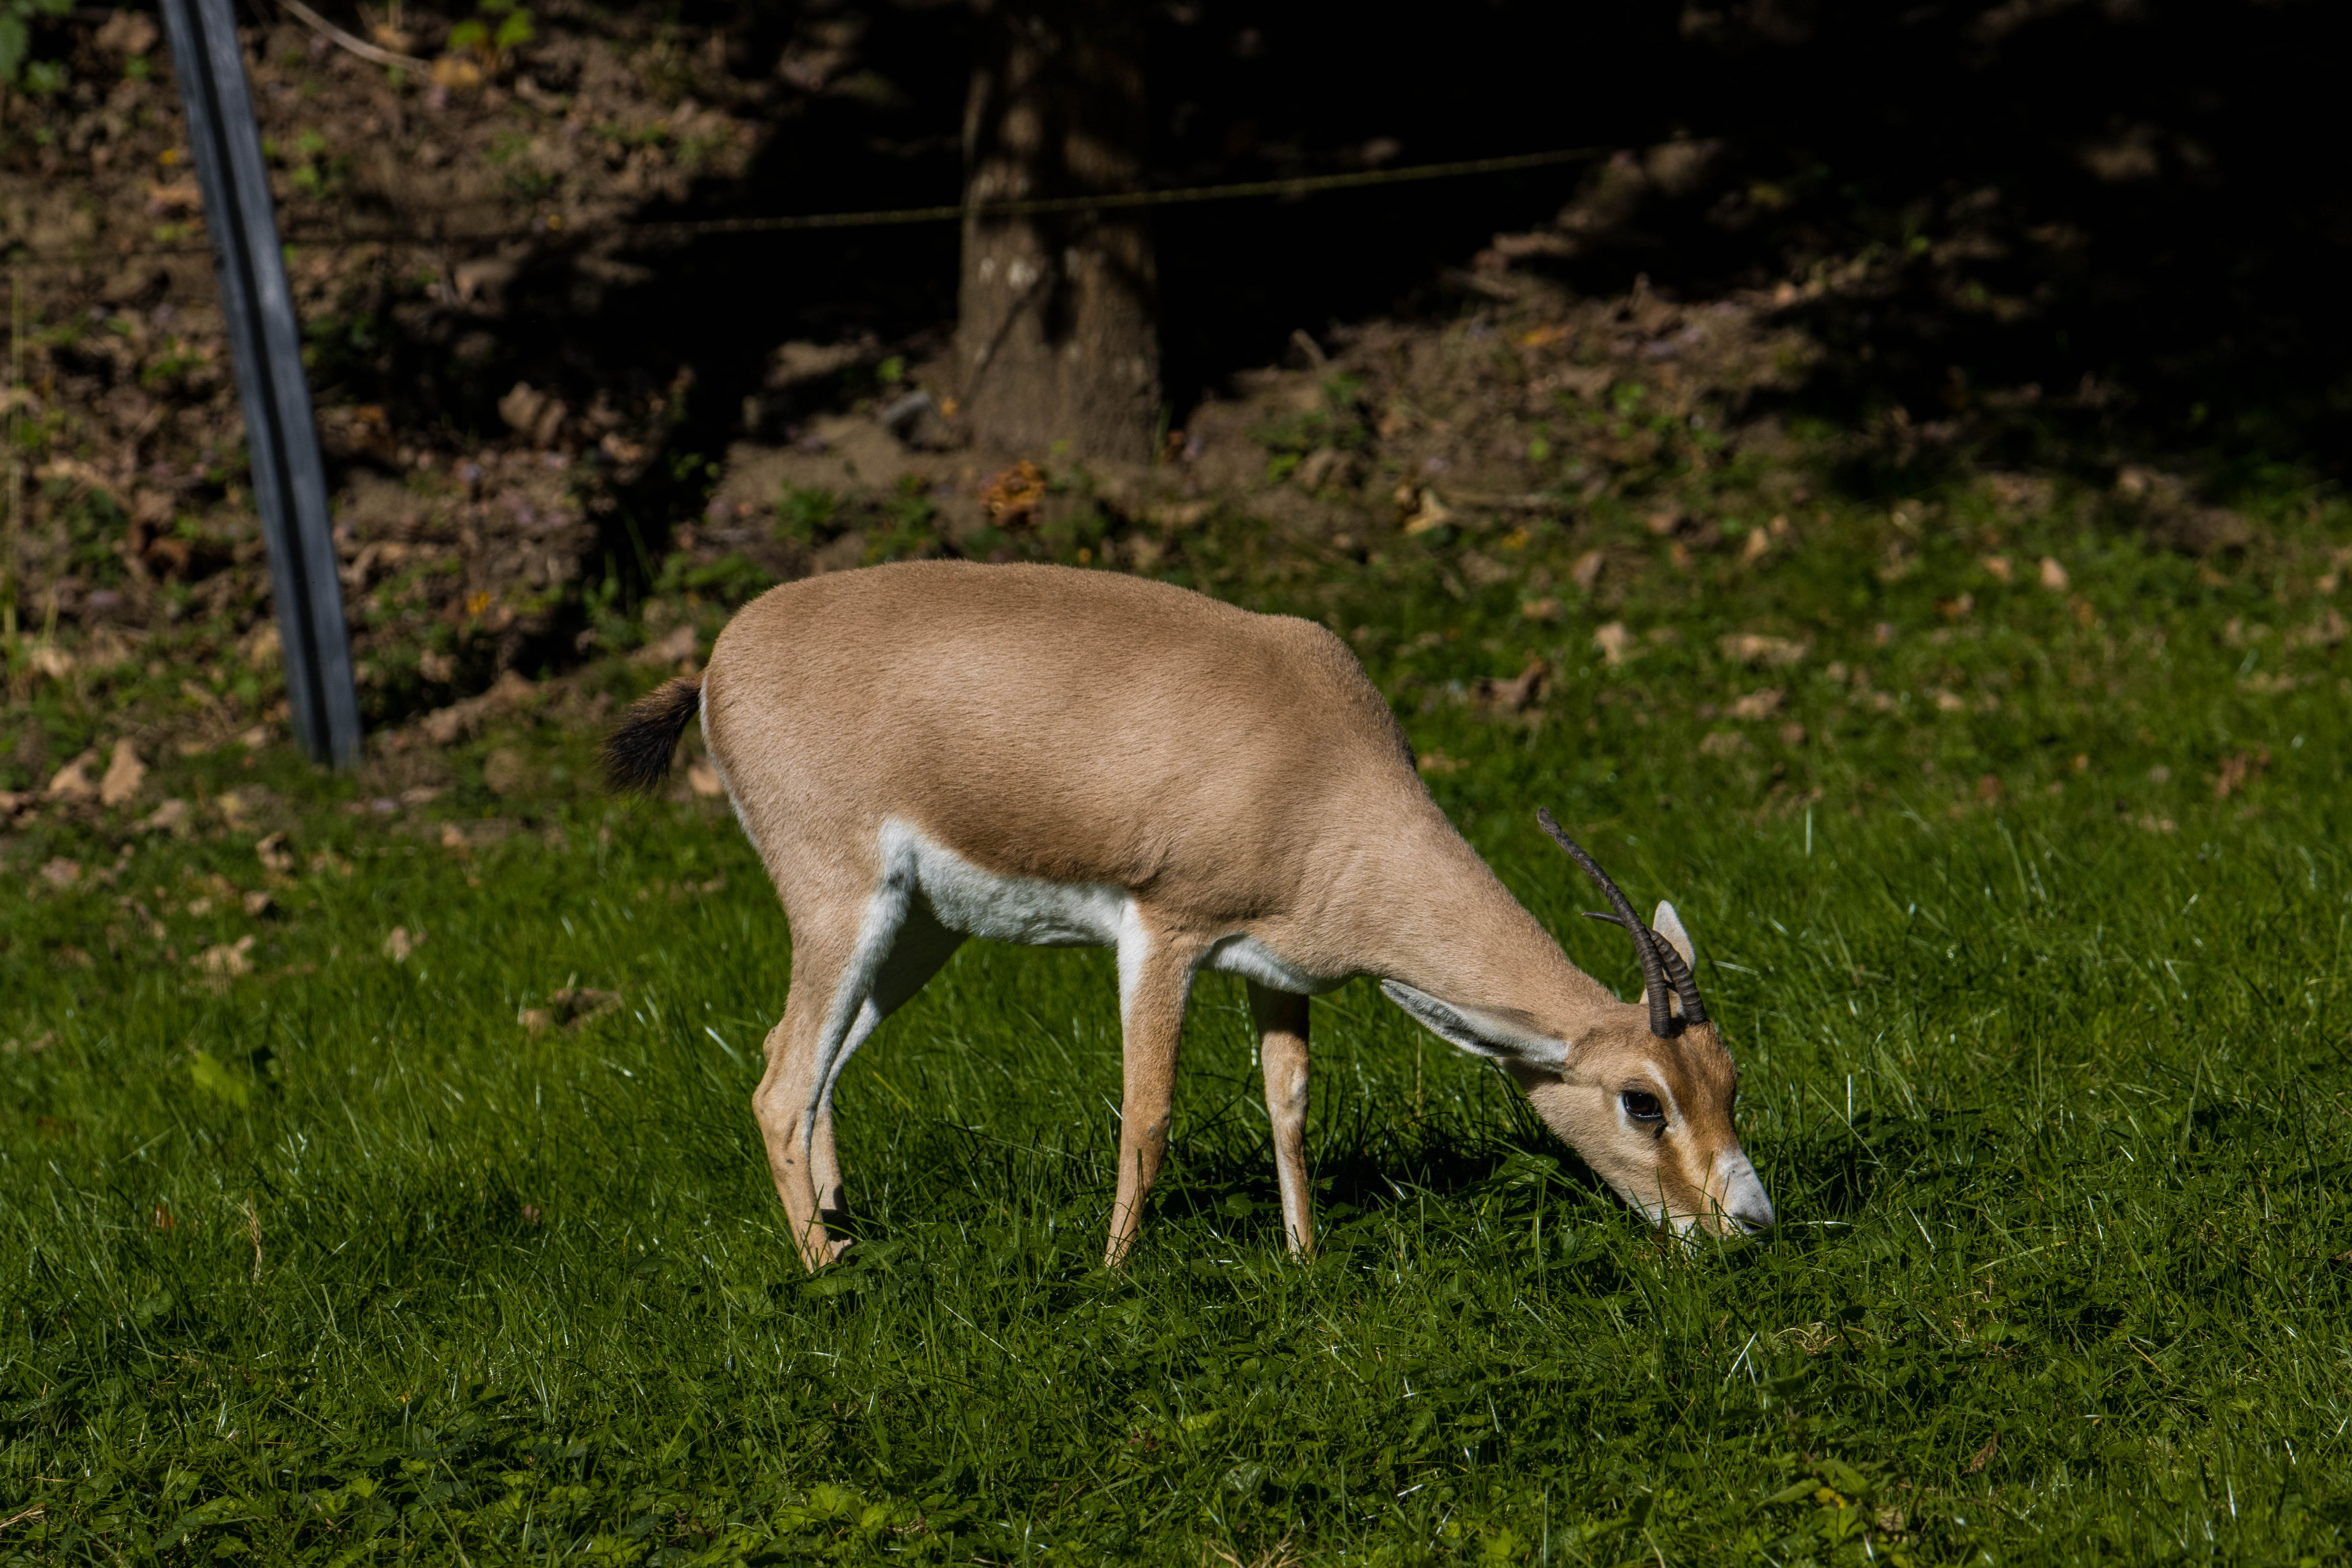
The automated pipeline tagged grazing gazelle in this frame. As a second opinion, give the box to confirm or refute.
[607,560,1772,1269]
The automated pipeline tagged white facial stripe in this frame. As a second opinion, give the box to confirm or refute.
[1641,1064,1683,1123]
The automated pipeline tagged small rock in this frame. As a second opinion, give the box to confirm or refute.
[40,857,83,888]
[1729,688,1785,720]
[141,799,193,835]
[242,890,277,918]
[1593,622,1634,665]
[2038,556,2069,591]
[686,761,725,798]
[384,927,421,962]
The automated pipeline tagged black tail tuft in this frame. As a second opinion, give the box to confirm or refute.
[604,676,704,793]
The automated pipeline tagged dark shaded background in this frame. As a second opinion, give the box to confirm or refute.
[591,0,2348,488]
[60,0,2339,490]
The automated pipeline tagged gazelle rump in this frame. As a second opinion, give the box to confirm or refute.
[605,560,1773,1269]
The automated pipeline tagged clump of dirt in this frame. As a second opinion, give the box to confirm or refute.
[1,1,766,740]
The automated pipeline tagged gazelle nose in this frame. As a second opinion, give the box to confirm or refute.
[1731,1200,1776,1234]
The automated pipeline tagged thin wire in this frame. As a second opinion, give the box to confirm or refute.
[2,144,1603,265]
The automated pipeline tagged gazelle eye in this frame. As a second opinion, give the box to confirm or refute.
[1621,1090,1665,1123]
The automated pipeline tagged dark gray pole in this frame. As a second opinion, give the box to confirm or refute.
[160,0,363,768]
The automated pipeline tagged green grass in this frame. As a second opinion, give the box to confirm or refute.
[5,479,2351,1564]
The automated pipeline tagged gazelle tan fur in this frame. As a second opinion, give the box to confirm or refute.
[607,561,1773,1270]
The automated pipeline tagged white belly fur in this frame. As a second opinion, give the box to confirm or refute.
[878,818,1341,994]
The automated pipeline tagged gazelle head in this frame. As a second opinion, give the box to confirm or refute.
[1385,809,1775,1241]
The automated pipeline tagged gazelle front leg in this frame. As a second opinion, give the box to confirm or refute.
[1247,981,1315,1257]
[1106,920,1201,1267]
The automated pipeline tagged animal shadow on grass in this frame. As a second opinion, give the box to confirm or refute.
[1158,1089,1619,1253]
[1771,1107,1993,1223]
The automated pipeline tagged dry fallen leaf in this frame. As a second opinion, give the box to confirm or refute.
[142,799,193,835]
[1593,622,1634,665]
[99,739,147,807]
[384,927,421,962]
[40,857,82,888]
[1963,1433,1999,1475]
[46,750,99,802]
[687,761,725,798]
[197,935,256,977]
[2039,556,2070,591]
[1718,633,1807,668]
[255,832,296,873]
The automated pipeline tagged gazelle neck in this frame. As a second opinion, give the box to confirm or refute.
[1323,806,1621,1032]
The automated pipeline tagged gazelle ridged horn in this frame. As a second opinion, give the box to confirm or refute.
[1536,807,1675,1038]
[1651,929,1709,1026]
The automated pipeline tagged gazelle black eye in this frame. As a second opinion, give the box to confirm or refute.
[1621,1090,1665,1122]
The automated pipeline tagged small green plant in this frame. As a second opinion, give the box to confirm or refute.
[446,0,532,71]
[773,485,837,546]
[862,476,940,564]
[0,0,70,89]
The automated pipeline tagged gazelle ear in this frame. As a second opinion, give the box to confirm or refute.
[1381,981,1568,1069]
[1652,901,1696,970]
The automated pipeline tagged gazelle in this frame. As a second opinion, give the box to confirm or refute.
[608,561,1773,1270]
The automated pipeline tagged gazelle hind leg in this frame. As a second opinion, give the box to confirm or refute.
[753,887,909,1270]
[1247,981,1314,1258]
[808,905,964,1224]
[1106,915,1202,1267]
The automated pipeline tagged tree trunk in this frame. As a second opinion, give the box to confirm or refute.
[957,0,1159,465]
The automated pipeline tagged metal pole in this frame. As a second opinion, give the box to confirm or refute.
[160,0,362,767]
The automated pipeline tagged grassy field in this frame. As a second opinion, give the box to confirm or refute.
[5,470,2351,1565]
